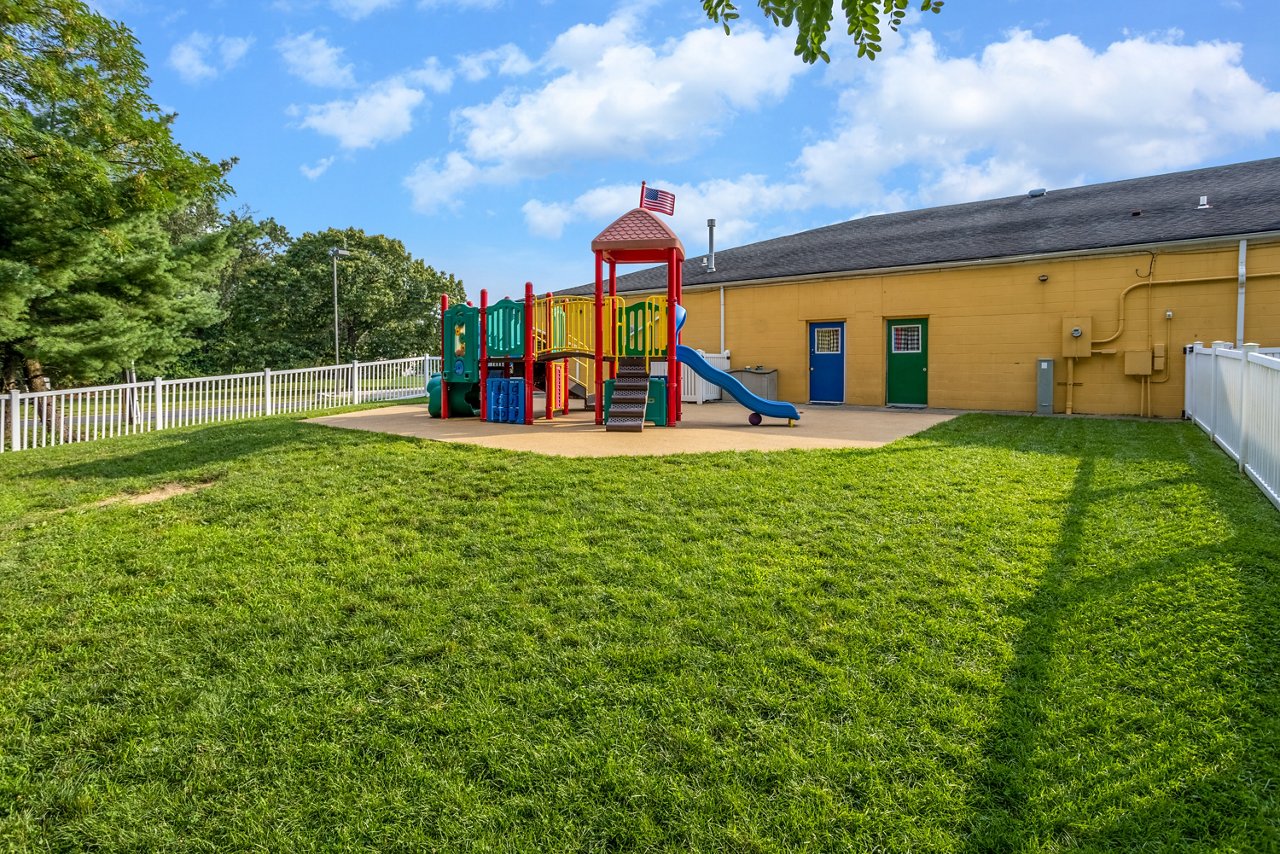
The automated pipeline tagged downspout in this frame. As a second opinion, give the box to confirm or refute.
[1237,239,1247,347]
[719,286,725,354]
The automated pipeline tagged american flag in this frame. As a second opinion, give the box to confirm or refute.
[640,185,676,216]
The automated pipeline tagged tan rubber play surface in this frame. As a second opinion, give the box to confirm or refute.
[307,401,959,457]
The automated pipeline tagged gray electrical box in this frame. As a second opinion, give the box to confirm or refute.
[1036,358,1055,414]
[730,367,778,401]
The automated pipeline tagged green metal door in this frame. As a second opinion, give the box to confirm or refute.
[886,319,928,406]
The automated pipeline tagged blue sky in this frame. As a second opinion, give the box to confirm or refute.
[95,0,1280,299]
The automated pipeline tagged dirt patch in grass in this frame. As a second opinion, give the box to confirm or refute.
[92,481,216,508]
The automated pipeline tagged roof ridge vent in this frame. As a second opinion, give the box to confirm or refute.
[1197,195,1212,209]
[1027,188,1047,198]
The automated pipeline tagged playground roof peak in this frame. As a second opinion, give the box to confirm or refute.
[591,208,685,262]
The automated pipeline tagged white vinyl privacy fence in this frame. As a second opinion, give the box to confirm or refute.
[1,356,441,453]
[1185,342,1280,510]
[651,351,731,404]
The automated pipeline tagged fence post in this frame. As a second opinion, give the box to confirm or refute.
[1184,343,1200,420]
[1209,341,1229,442]
[351,360,361,405]
[264,368,274,416]
[153,377,165,431]
[1239,343,1258,473]
[8,389,18,452]
[423,355,430,398]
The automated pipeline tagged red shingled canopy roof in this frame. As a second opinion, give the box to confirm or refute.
[591,208,685,264]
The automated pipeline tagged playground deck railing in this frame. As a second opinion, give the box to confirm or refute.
[531,295,626,359]
[618,296,670,362]
[0,355,441,453]
[1184,342,1280,511]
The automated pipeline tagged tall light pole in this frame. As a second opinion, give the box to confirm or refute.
[329,247,351,364]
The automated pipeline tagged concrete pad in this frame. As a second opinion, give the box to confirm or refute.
[307,400,959,458]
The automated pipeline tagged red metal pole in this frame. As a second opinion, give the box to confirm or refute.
[594,251,604,425]
[675,252,683,425]
[440,293,450,420]
[524,281,535,425]
[608,260,618,380]
[479,288,488,421]
[666,249,677,425]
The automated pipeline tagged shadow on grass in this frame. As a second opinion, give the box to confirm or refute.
[921,415,1280,850]
[24,418,405,489]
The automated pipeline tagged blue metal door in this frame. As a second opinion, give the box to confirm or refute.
[809,321,845,403]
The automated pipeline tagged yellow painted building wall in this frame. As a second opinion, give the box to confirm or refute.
[676,239,1280,418]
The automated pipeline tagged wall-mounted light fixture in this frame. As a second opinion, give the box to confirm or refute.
[1038,274,1049,283]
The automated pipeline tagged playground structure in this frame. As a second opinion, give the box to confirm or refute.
[429,283,673,426]
[431,206,799,431]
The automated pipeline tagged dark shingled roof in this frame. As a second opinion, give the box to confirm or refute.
[560,157,1280,296]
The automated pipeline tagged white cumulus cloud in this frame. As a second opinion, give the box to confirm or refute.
[405,57,454,94]
[219,36,252,69]
[518,29,1280,244]
[300,156,337,180]
[331,0,398,20]
[405,10,807,212]
[278,32,356,88]
[169,32,253,84]
[404,153,481,212]
[418,0,502,9]
[522,177,805,243]
[456,44,534,82]
[798,29,1280,209]
[298,79,426,149]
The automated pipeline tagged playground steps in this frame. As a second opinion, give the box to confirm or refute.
[606,357,649,433]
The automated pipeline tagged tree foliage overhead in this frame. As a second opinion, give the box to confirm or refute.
[0,0,232,388]
[702,0,945,63]
[1,2,465,389]
[208,225,465,373]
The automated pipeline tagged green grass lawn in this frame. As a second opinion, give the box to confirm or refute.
[1,411,1277,851]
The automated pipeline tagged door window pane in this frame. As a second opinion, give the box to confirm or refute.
[815,328,841,354]
[892,325,921,354]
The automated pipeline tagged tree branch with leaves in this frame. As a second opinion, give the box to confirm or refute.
[701,0,945,63]
[1,0,232,390]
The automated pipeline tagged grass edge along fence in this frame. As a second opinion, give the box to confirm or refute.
[1185,341,1280,511]
[0,356,442,453]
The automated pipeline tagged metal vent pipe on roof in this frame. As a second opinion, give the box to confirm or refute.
[706,218,716,272]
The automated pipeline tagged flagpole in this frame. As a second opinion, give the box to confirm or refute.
[639,181,646,209]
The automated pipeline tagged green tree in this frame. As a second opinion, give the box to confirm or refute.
[0,0,232,389]
[702,0,945,63]
[216,227,464,371]
[172,210,292,377]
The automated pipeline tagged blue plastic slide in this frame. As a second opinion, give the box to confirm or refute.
[676,345,801,422]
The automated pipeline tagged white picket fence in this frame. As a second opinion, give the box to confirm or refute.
[0,356,442,453]
[651,351,731,404]
[1184,341,1280,511]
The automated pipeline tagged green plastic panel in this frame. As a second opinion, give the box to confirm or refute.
[620,301,667,357]
[443,305,480,382]
[602,376,667,426]
[486,299,525,358]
